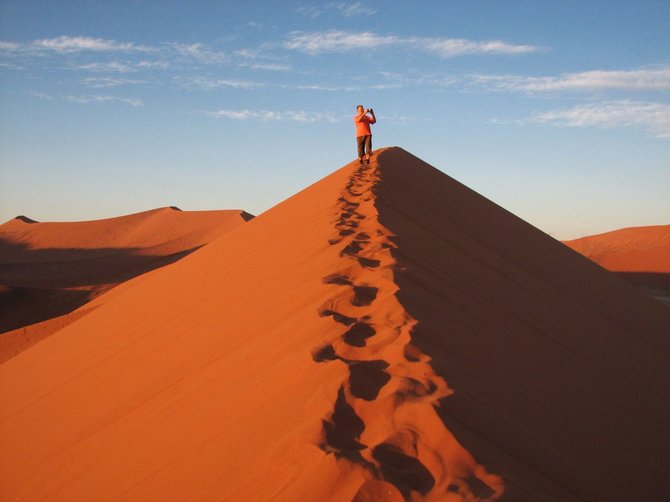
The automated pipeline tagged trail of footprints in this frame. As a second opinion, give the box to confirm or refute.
[312,160,453,499]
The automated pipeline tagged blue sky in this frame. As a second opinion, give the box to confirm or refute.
[1,0,668,239]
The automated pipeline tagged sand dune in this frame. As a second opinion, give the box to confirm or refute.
[563,225,670,272]
[0,207,252,360]
[563,225,670,303]
[1,148,669,500]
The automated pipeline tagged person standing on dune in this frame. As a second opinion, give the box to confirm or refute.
[354,105,376,164]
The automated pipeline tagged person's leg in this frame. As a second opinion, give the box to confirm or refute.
[365,135,372,163]
[357,136,365,162]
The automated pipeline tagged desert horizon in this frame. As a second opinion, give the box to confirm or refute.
[2,147,669,500]
[3,151,667,362]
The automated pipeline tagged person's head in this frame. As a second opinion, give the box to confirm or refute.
[356,105,364,114]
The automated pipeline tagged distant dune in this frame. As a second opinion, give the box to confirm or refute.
[1,148,669,501]
[563,225,670,304]
[0,207,253,360]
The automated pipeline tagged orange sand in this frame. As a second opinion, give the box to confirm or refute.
[0,207,252,360]
[1,148,669,501]
[563,225,670,272]
[563,225,670,303]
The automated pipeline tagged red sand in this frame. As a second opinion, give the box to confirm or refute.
[563,225,670,273]
[0,207,252,360]
[1,148,669,500]
[563,225,670,303]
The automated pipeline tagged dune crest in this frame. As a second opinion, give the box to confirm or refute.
[314,159,503,499]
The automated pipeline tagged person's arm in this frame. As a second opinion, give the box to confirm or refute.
[368,109,376,124]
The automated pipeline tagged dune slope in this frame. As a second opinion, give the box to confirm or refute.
[0,207,252,359]
[1,148,669,501]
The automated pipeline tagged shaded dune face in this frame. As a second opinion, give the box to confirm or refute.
[313,157,504,500]
[373,148,670,500]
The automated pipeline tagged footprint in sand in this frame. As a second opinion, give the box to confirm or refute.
[343,322,376,347]
[352,285,378,306]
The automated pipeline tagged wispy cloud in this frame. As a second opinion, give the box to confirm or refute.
[1,37,227,65]
[177,76,262,90]
[67,94,144,107]
[529,100,670,138]
[76,61,137,73]
[28,91,53,100]
[32,36,149,53]
[330,2,377,17]
[416,38,540,57]
[376,70,459,89]
[74,60,171,73]
[0,41,20,51]
[168,43,227,64]
[204,109,340,123]
[284,30,541,57]
[0,61,23,70]
[297,2,376,19]
[295,6,321,19]
[285,31,397,53]
[473,66,670,92]
[240,62,292,72]
[234,48,292,72]
[82,77,147,88]
[136,60,170,70]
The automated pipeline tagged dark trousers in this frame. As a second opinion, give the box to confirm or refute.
[357,135,372,158]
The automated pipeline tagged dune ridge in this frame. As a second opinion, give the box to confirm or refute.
[313,159,503,499]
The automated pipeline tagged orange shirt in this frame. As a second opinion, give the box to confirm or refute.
[354,113,376,136]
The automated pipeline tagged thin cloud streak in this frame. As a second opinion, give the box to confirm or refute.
[75,60,171,73]
[284,31,397,53]
[297,2,376,19]
[177,77,262,90]
[330,2,377,17]
[290,84,360,92]
[77,62,138,73]
[415,37,540,57]
[67,94,144,107]
[82,77,147,88]
[28,91,53,100]
[530,100,670,138]
[473,67,670,92]
[168,43,227,64]
[0,41,20,50]
[204,109,340,123]
[1,36,289,73]
[32,36,151,53]
[240,62,292,72]
[283,30,542,57]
